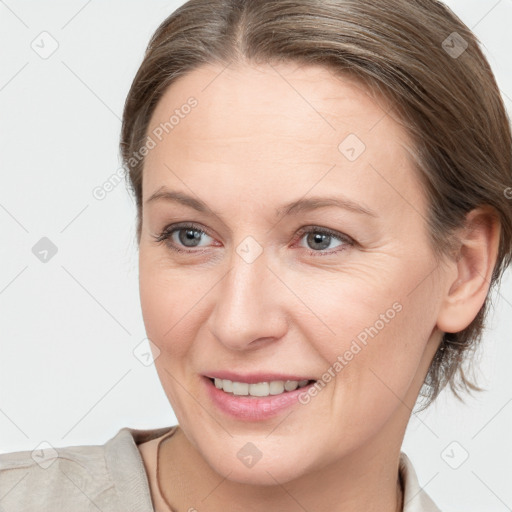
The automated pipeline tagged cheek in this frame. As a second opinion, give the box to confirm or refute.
[293,255,438,403]
[139,250,203,343]
[138,252,216,408]
[139,255,199,414]
[283,256,408,357]
[138,267,169,342]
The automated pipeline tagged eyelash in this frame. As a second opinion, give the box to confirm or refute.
[151,222,354,257]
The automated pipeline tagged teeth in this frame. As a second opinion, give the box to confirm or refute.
[284,380,298,391]
[249,382,269,397]
[213,378,312,397]
[269,381,285,395]
[232,381,249,395]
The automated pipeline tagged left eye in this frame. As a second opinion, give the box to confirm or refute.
[297,228,348,252]
[153,224,353,255]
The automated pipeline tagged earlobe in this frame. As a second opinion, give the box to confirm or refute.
[436,206,501,334]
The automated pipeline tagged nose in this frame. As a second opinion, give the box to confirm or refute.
[207,247,289,351]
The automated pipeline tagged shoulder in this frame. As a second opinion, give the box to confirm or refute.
[400,452,442,512]
[0,439,115,512]
[0,425,177,512]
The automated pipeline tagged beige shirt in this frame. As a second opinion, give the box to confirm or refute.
[0,425,441,511]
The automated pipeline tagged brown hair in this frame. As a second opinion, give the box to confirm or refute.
[120,0,512,409]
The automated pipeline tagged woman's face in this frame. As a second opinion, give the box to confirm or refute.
[138,62,450,484]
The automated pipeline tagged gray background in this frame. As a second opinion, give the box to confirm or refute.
[0,1,511,510]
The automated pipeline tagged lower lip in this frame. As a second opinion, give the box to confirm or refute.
[203,377,316,421]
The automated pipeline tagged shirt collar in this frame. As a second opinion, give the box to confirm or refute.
[400,452,441,512]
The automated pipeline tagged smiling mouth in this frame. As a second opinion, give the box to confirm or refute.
[208,377,316,397]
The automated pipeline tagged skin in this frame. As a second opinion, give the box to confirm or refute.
[136,61,501,512]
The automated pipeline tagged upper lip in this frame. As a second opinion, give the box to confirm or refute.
[203,371,316,384]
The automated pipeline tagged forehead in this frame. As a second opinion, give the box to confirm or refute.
[147,61,400,145]
[142,61,425,220]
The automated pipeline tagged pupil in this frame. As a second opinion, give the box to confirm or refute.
[179,228,201,247]
[308,232,330,250]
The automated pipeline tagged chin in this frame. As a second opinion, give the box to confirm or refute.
[197,436,317,486]
[213,458,307,486]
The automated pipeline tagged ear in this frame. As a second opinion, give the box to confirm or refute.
[436,206,501,334]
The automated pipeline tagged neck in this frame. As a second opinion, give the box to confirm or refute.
[157,425,404,512]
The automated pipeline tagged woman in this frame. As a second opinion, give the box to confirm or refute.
[1,0,510,511]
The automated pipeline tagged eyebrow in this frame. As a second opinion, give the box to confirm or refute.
[145,187,377,218]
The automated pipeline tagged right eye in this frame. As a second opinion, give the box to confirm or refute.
[152,222,216,253]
